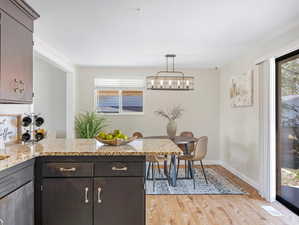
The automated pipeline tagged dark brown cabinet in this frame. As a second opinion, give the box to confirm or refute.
[37,157,146,225]
[42,178,93,225]
[0,159,35,225]
[94,177,145,225]
[0,181,34,225]
[0,0,39,103]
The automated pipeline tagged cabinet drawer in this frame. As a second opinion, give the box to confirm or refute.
[42,163,93,177]
[0,164,33,198]
[95,162,144,177]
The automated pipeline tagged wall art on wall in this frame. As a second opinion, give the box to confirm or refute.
[229,70,253,107]
[0,114,22,144]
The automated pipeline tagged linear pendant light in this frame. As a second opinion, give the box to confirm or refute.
[146,54,194,90]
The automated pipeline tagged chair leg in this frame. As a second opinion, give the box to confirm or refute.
[152,162,156,191]
[176,158,180,179]
[184,160,187,178]
[167,158,171,186]
[187,160,192,179]
[146,162,151,180]
[157,162,162,175]
[200,160,208,184]
[189,160,196,189]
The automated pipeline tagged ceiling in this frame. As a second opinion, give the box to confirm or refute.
[27,0,299,68]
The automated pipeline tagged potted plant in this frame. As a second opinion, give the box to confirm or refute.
[75,112,107,138]
[155,105,184,138]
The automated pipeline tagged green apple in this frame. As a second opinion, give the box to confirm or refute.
[113,129,121,136]
[98,132,106,139]
[106,134,113,140]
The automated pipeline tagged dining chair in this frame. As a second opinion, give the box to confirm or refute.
[177,136,208,189]
[178,131,195,153]
[132,131,165,191]
[132,132,143,139]
[178,131,195,177]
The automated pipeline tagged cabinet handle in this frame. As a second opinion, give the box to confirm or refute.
[97,187,102,204]
[0,218,3,225]
[59,167,76,172]
[19,81,25,94]
[85,187,89,203]
[112,166,128,171]
[13,79,19,93]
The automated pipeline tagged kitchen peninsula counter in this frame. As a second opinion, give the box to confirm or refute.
[0,138,181,173]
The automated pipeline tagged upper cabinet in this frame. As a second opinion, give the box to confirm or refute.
[0,0,39,104]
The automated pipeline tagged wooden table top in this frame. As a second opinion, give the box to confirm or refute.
[144,136,197,144]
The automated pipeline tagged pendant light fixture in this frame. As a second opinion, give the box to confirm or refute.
[146,54,194,90]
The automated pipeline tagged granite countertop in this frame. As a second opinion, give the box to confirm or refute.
[0,138,182,173]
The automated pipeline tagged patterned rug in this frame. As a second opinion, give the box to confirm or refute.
[146,167,246,195]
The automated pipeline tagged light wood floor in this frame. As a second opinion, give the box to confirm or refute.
[146,165,299,225]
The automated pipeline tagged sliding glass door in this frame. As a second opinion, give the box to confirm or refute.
[276,49,299,214]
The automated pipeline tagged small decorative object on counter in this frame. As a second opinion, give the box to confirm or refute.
[155,105,184,138]
[0,114,22,144]
[95,129,136,146]
[21,113,46,144]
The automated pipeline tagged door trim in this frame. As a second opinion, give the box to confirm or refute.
[258,58,276,202]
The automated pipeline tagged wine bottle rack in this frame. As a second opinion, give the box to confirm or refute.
[21,113,45,144]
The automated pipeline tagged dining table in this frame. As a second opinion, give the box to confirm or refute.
[143,136,198,186]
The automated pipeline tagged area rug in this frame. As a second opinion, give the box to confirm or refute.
[146,168,246,195]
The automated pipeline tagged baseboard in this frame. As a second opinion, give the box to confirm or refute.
[220,161,260,191]
[194,160,221,165]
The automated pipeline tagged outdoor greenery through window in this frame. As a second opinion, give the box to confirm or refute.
[277,51,299,210]
[95,79,144,114]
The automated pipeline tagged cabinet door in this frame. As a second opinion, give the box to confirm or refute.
[0,191,14,225]
[94,177,145,225]
[42,178,92,225]
[0,181,34,225]
[0,11,33,103]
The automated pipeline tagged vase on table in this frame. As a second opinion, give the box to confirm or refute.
[167,119,177,138]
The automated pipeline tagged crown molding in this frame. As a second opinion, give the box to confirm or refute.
[10,0,40,19]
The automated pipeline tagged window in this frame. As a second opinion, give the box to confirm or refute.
[95,79,144,114]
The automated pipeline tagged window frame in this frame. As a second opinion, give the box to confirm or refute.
[94,89,145,116]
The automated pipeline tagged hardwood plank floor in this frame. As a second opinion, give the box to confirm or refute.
[146,165,299,225]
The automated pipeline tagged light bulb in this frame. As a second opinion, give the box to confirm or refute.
[160,80,163,88]
[186,80,190,88]
[151,80,154,88]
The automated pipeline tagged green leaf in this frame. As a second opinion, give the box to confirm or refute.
[75,112,108,138]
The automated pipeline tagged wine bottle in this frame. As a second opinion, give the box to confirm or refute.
[35,116,44,127]
[22,116,32,127]
[35,131,44,142]
[22,131,31,142]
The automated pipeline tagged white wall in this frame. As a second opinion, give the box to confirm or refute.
[219,24,299,189]
[0,104,32,115]
[33,54,67,138]
[76,67,220,161]
[220,57,260,187]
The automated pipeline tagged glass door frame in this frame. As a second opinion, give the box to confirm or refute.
[276,49,299,215]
